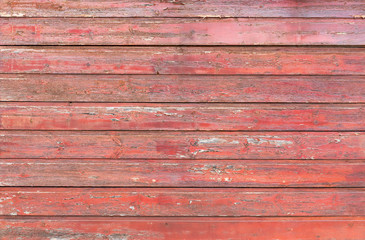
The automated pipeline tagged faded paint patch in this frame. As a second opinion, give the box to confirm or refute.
[198,138,239,145]
[247,137,293,147]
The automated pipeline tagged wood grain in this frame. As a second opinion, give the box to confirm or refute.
[1,159,364,187]
[2,18,364,45]
[0,188,364,216]
[1,0,364,18]
[1,131,364,159]
[1,47,364,75]
[1,0,364,237]
[2,74,365,103]
[1,217,365,240]
[1,103,364,131]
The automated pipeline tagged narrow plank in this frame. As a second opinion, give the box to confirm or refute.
[0,0,364,18]
[1,217,365,240]
[0,188,363,216]
[1,159,364,187]
[1,74,365,103]
[2,18,364,45]
[1,103,365,131]
[1,47,364,75]
[0,131,364,159]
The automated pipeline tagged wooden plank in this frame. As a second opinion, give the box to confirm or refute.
[0,131,364,159]
[1,217,365,240]
[1,47,364,75]
[0,188,363,216]
[1,159,364,187]
[1,0,364,18]
[1,103,365,131]
[1,74,364,103]
[1,18,364,46]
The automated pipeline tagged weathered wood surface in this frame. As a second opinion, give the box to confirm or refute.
[1,131,364,159]
[1,0,364,18]
[1,103,365,131]
[0,188,364,216]
[1,47,364,75]
[2,74,365,103]
[1,0,364,238]
[1,217,365,240]
[2,18,364,45]
[1,159,364,187]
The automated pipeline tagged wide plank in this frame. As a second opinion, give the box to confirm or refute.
[1,18,364,45]
[1,103,365,131]
[1,217,365,240]
[2,74,364,103]
[1,159,364,187]
[0,188,363,216]
[1,47,364,75]
[0,0,363,18]
[0,131,364,159]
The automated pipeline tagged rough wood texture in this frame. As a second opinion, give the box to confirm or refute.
[1,103,365,131]
[1,0,364,238]
[1,47,364,75]
[1,0,364,18]
[1,217,365,240]
[2,18,364,45]
[1,74,365,103]
[1,159,364,187]
[1,188,364,216]
[1,131,364,160]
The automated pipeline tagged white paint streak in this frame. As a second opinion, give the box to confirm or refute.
[198,138,239,145]
[247,138,293,147]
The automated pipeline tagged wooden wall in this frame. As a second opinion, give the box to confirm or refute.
[0,0,364,239]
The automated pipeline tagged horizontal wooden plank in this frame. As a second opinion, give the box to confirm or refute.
[1,103,365,131]
[1,217,365,240]
[1,47,364,75]
[0,188,364,216]
[1,159,364,187]
[1,74,364,103]
[1,18,364,45]
[1,131,364,159]
[1,0,364,18]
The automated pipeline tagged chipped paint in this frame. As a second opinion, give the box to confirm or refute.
[246,138,293,147]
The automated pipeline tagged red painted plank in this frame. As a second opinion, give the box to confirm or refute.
[1,159,364,187]
[1,131,364,159]
[1,74,364,103]
[1,217,365,240]
[1,0,363,18]
[1,47,363,75]
[1,103,364,131]
[1,18,364,45]
[0,188,363,216]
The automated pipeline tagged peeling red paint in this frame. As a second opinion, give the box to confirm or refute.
[1,0,364,17]
[1,131,364,159]
[1,18,364,45]
[0,0,364,238]
[1,47,364,75]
